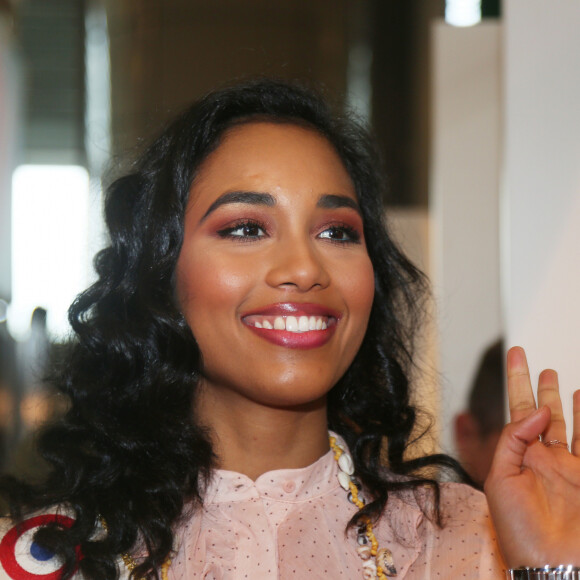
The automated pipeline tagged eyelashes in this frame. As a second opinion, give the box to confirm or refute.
[217,219,267,241]
[318,224,361,244]
[216,219,362,245]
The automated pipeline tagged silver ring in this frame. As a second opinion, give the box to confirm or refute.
[542,439,569,450]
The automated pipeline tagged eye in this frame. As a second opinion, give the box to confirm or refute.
[318,224,361,244]
[217,220,267,240]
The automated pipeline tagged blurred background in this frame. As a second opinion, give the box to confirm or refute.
[0,0,578,483]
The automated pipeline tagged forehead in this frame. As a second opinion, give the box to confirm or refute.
[188,122,356,210]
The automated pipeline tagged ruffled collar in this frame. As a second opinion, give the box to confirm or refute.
[203,445,338,505]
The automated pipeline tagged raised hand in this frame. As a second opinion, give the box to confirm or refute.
[485,346,580,567]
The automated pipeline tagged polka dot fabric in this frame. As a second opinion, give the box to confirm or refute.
[169,436,506,579]
[0,436,506,579]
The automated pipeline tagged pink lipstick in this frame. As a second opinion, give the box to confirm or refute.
[241,303,340,349]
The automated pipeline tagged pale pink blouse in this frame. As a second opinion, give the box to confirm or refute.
[169,445,506,579]
[0,440,507,579]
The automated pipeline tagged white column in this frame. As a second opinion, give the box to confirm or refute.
[503,0,580,436]
[430,21,503,454]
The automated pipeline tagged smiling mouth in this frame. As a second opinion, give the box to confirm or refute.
[240,304,340,348]
[242,315,335,333]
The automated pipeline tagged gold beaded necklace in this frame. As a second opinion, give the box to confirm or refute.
[98,516,171,580]
[120,551,171,580]
[329,435,397,579]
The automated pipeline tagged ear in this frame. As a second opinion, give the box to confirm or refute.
[454,411,480,448]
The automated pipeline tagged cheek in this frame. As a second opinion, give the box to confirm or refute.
[345,256,375,322]
[329,255,374,382]
[175,250,252,322]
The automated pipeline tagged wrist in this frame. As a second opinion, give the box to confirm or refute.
[507,566,580,579]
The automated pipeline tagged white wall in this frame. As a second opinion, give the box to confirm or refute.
[503,0,580,437]
[430,22,503,454]
[431,2,580,451]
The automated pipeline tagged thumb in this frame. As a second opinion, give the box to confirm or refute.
[488,406,551,480]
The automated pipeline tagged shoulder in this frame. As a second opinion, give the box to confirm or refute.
[384,474,490,518]
[429,483,506,571]
[375,480,506,576]
[397,481,492,526]
[439,481,490,518]
[380,470,489,514]
[0,509,82,579]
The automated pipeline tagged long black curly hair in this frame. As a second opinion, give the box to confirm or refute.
[1,78,463,579]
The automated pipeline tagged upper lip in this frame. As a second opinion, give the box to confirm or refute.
[241,302,341,319]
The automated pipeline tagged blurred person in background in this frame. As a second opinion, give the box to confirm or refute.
[454,339,505,487]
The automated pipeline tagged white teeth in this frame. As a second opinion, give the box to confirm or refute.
[250,315,331,332]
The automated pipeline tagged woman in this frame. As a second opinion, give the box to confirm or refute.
[1,79,579,579]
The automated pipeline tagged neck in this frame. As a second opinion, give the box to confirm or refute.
[196,387,330,481]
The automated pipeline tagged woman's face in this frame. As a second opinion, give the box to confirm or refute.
[175,122,375,409]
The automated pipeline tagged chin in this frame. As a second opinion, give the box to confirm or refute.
[248,384,331,410]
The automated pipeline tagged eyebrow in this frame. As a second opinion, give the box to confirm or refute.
[200,191,361,222]
[316,194,361,215]
[201,191,276,222]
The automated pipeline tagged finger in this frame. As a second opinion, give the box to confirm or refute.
[572,390,580,457]
[537,369,567,444]
[507,346,537,423]
[487,405,550,482]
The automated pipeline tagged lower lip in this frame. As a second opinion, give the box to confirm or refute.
[244,324,337,349]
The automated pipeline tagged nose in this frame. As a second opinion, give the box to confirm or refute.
[265,235,331,292]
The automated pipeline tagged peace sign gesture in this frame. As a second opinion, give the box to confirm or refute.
[485,347,580,567]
